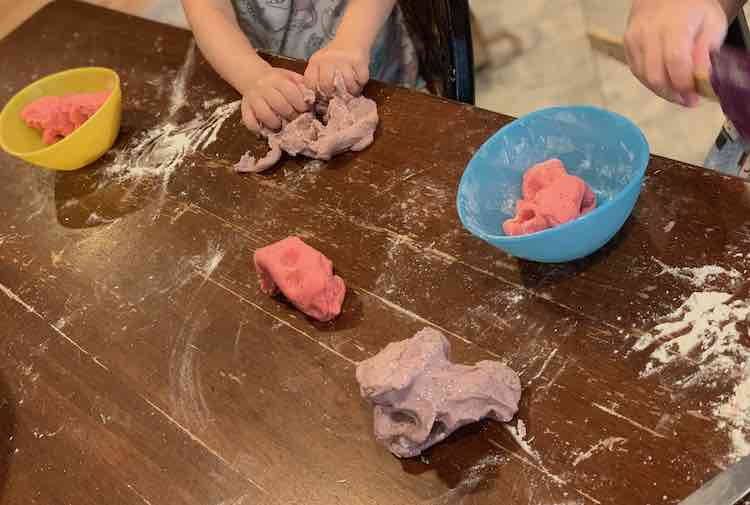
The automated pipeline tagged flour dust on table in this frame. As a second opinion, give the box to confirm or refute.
[652,258,743,288]
[632,288,750,462]
[105,100,238,181]
[104,40,239,200]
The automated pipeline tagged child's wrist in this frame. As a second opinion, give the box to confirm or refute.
[330,32,372,56]
[239,57,274,94]
[247,54,273,79]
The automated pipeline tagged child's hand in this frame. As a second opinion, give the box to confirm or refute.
[624,0,733,107]
[241,68,310,132]
[304,40,370,97]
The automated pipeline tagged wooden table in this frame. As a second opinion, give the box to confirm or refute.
[2,2,750,504]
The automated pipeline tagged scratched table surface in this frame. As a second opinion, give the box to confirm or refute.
[2,2,750,505]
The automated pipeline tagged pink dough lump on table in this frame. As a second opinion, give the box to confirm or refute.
[503,158,596,236]
[253,236,346,322]
[21,91,110,145]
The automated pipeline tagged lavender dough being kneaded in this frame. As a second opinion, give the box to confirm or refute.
[235,76,379,173]
[356,328,522,458]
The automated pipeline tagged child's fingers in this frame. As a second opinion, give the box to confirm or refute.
[265,87,296,120]
[303,63,320,93]
[353,60,369,87]
[635,32,669,101]
[623,30,643,83]
[280,69,305,84]
[278,78,309,113]
[241,101,260,133]
[251,96,282,131]
[340,66,359,95]
[244,112,260,133]
[663,27,695,99]
[319,63,336,96]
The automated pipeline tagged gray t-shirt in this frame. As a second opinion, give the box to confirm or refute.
[230,0,420,87]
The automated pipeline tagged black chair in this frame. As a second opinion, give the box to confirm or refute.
[399,0,476,105]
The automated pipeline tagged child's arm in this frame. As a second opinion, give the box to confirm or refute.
[181,0,310,131]
[304,0,398,96]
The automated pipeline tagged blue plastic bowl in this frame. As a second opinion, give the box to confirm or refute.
[457,106,650,263]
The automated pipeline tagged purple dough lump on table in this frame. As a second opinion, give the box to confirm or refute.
[356,327,522,458]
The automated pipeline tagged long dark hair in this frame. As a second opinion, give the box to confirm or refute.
[398,0,448,95]
[398,0,474,102]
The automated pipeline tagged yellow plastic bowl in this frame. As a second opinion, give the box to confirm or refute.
[0,67,121,171]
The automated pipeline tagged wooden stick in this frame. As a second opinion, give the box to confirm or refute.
[586,28,718,101]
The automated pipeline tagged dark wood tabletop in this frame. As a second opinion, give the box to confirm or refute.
[2,2,750,504]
